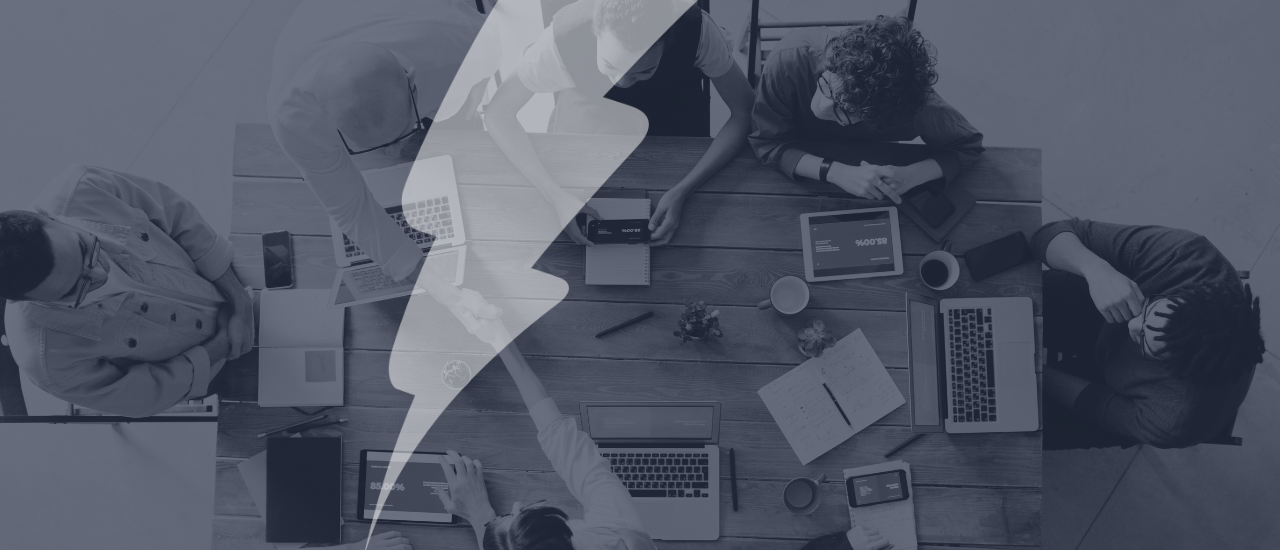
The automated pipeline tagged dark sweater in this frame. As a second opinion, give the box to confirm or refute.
[1032,219,1255,448]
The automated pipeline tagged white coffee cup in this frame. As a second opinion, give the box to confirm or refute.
[920,240,960,291]
[758,276,810,315]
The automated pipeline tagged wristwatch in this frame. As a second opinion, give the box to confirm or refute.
[818,158,834,183]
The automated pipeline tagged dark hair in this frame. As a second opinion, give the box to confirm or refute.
[482,506,573,550]
[592,0,676,53]
[800,531,854,550]
[1150,282,1265,385]
[825,15,938,129]
[0,211,55,301]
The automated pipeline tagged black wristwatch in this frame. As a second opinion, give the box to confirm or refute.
[818,158,834,183]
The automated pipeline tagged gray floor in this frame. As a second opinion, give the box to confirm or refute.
[1,1,1278,548]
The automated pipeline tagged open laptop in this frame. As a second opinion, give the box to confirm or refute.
[904,293,1039,433]
[579,402,720,541]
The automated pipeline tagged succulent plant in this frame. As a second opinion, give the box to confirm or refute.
[797,319,836,358]
[673,300,723,344]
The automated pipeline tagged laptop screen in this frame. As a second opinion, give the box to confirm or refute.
[584,405,715,440]
[908,299,943,426]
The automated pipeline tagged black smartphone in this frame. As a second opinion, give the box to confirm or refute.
[846,469,910,508]
[964,231,1031,281]
[587,219,650,244]
[262,230,294,290]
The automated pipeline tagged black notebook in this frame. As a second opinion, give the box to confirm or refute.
[266,437,341,543]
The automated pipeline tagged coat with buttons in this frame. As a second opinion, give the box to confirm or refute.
[4,165,235,417]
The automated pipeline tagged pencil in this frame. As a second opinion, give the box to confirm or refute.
[594,311,654,338]
[291,418,348,433]
[257,415,328,438]
[729,448,739,511]
[884,434,925,458]
[823,383,851,426]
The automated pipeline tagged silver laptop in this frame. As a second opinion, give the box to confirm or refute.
[579,402,720,541]
[905,293,1039,434]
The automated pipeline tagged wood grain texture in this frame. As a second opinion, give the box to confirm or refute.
[233,123,1040,202]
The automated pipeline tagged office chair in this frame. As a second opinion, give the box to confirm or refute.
[0,301,29,416]
[745,0,917,87]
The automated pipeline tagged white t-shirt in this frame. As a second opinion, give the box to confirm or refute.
[518,10,735,94]
[267,0,500,280]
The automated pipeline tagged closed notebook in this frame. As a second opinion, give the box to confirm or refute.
[585,198,650,286]
[259,289,344,407]
[266,437,341,543]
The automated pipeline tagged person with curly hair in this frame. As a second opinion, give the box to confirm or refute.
[750,15,984,200]
[1034,218,1266,449]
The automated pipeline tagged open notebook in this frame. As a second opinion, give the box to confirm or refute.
[585,198,650,285]
[259,289,344,407]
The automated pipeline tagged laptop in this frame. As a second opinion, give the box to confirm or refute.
[579,402,721,541]
[904,293,1039,434]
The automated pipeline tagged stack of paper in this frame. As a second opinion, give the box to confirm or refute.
[584,198,650,285]
[259,289,345,407]
[844,460,918,550]
[758,329,905,464]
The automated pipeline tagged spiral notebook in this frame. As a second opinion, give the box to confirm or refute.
[585,198,650,286]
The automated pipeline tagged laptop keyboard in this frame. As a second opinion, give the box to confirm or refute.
[343,197,454,259]
[602,452,711,498]
[349,265,404,293]
[948,308,997,422]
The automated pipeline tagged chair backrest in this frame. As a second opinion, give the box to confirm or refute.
[0,301,29,416]
[746,0,917,87]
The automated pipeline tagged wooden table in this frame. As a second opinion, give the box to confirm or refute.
[215,123,1042,549]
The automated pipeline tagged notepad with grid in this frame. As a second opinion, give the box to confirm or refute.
[584,198,650,286]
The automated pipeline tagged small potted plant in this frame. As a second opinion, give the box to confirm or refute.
[797,319,836,358]
[674,300,722,344]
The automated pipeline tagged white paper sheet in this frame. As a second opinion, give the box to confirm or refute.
[844,460,918,550]
[259,289,345,407]
[584,198,650,285]
[758,329,905,464]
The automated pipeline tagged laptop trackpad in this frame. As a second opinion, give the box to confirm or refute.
[636,500,672,537]
[996,342,1036,373]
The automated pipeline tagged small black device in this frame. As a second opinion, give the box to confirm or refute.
[909,192,956,228]
[262,230,295,290]
[964,231,1031,281]
[266,437,341,543]
[845,469,910,508]
[587,219,650,244]
[357,450,457,525]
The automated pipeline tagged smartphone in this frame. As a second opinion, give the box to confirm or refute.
[846,469,910,508]
[262,230,294,290]
[587,219,650,244]
[964,231,1031,281]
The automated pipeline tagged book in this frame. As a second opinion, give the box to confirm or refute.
[844,460,919,550]
[584,198,650,286]
[266,437,342,544]
[259,289,344,407]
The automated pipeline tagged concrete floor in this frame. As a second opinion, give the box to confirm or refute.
[1,0,1277,548]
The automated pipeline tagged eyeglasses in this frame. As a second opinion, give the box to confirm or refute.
[70,237,102,309]
[1137,295,1168,361]
[483,500,548,533]
[336,74,431,156]
[818,73,855,126]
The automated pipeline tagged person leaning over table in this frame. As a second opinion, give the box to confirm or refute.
[1035,218,1265,450]
[748,15,984,201]
[431,309,656,549]
[267,0,500,282]
[0,165,255,417]
[484,0,756,246]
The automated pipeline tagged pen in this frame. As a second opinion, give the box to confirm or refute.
[823,383,851,426]
[290,418,348,433]
[257,415,329,438]
[594,311,654,338]
[884,434,924,458]
[729,448,739,511]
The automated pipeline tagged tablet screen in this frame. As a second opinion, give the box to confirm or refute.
[360,451,453,523]
[807,210,898,278]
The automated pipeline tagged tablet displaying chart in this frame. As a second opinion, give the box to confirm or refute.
[800,207,904,282]
[358,451,454,524]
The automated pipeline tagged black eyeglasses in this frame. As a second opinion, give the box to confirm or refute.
[71,237,102,309]
[1137,294,1169,361]
[336,75,431,156]
[483,500,548,533]
[818,73,855,126]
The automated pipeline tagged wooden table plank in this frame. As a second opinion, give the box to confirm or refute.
[232,123,1040,202]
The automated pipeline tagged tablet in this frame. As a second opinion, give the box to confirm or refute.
[800,207,904,282]
[357,450,457,524]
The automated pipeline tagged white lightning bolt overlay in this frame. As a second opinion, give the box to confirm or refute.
[363,0,695,542]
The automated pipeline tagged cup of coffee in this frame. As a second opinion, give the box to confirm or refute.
[920,240,959,291]
[783,473,827,514]
[758,276,810,314]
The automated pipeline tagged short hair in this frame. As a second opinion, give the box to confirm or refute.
[0,211,55,301]
[825,15,938,130]
[482,506,573,550]
[1150,281,1265,385]
[801,531,854,550]
[592,0,677,53]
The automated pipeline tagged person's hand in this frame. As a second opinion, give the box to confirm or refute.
[204,311,233,364]
[847,526,893,550]
[550,191,599,247]
[438,450,497,527]
[428,284,510,351]
[826,161,902,203]
[224,289,255,358]
[1084,265,1145,323]
[648,190,687,246]
[345,531,412,550]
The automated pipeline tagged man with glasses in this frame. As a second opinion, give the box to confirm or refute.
[1034,218,1265,449]
[268,0,500,281]
[749,15,984,201]
[0,165,255,417]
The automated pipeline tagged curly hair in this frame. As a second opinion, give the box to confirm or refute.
[482,506,573,550]
[592,0,677,53]
[1150,281,1265,385]
[824,15,938,129]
